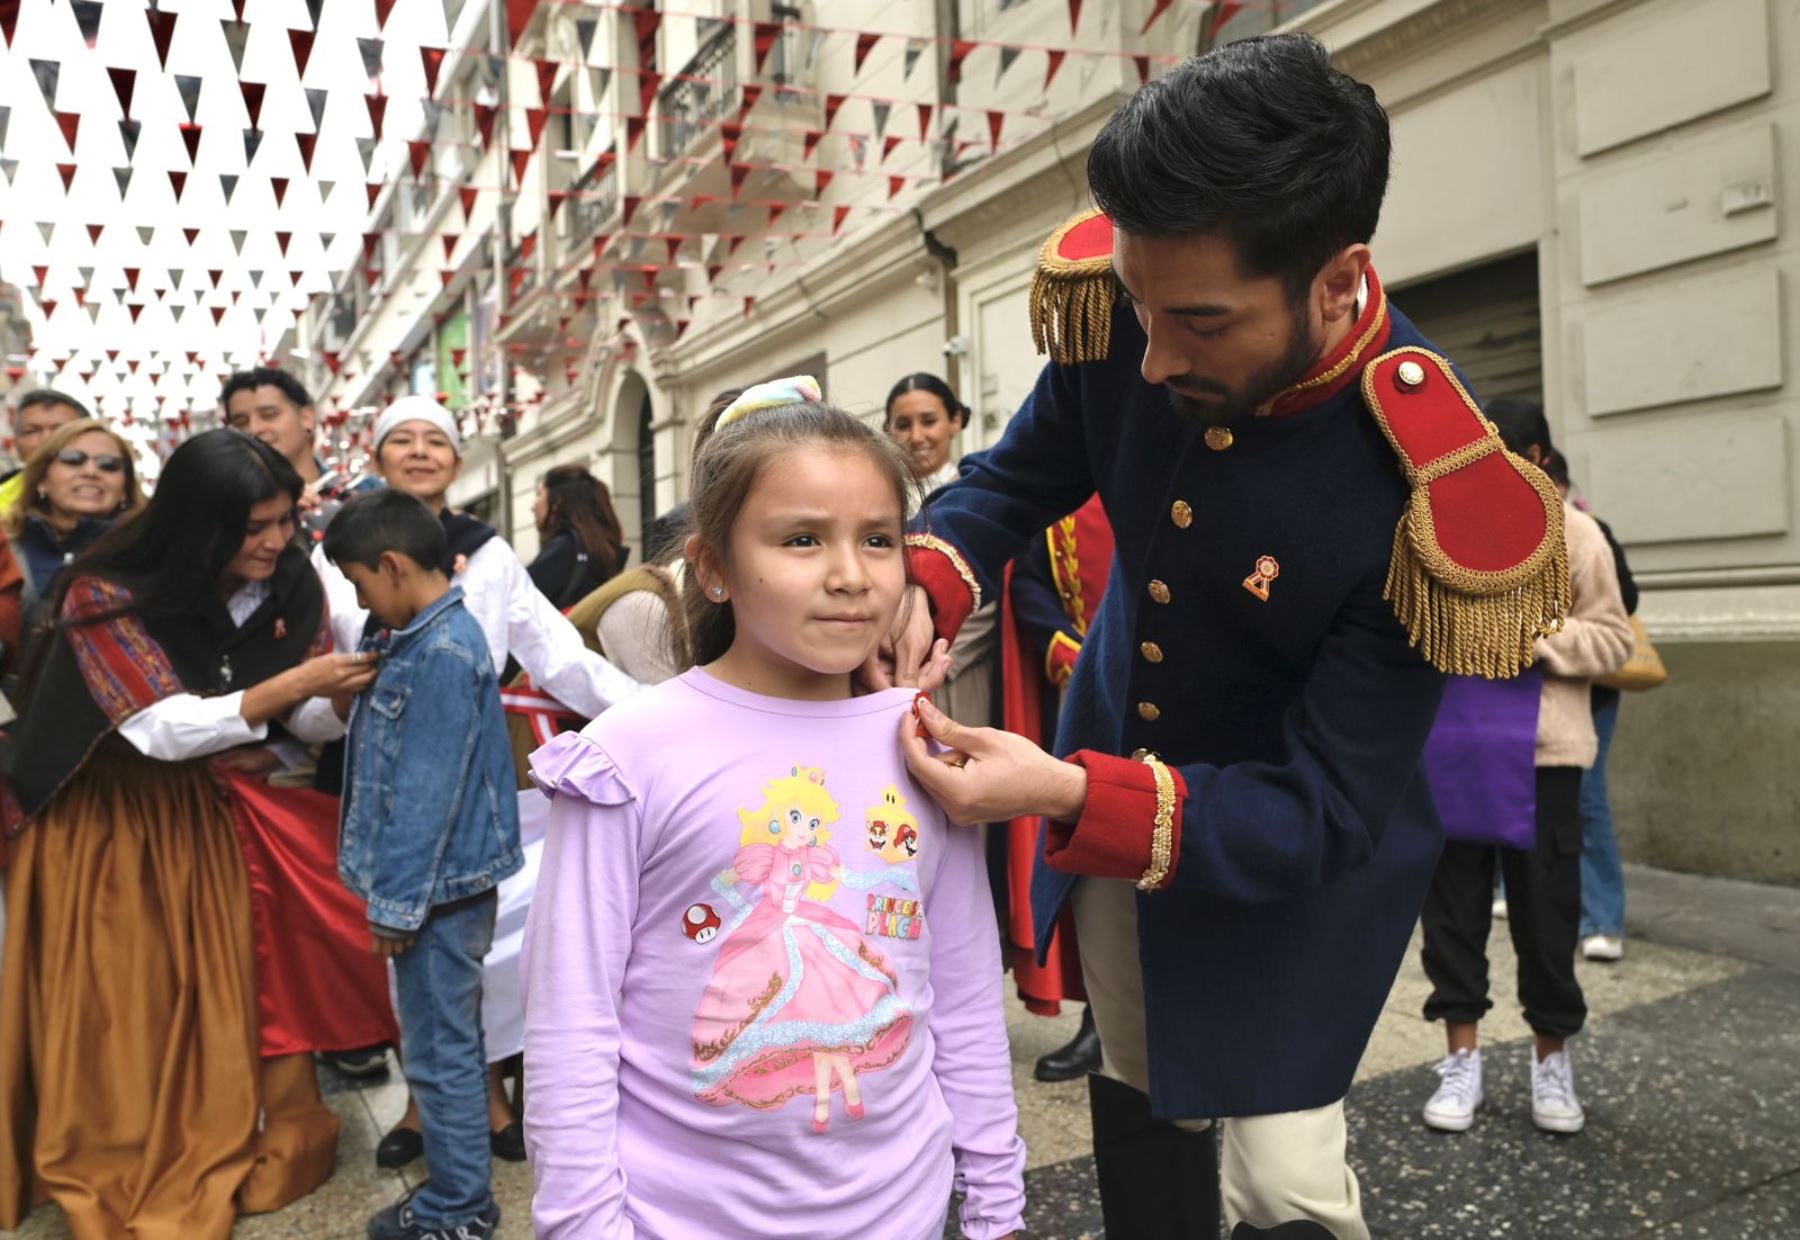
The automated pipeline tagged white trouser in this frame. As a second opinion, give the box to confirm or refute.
[1072,878,1370,1240]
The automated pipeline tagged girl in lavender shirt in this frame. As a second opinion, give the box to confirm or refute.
[521,382,1026,1239]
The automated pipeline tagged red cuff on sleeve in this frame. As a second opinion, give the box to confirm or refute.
[1044,631,1081,689]
[1043,751,1186,890]
[905,534,981,645]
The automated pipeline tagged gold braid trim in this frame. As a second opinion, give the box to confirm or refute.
[1361,348,1572,680]
[1030,211,1116,365]
[1136,753,1176,892]
[1047,515,1089,637]
[905,532,983,610]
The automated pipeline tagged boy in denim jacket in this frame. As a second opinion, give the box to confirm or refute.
[324,490,521,1240]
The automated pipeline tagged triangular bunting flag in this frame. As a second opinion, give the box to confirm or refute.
[231,230,247,255]
[409,140,432,179]
[525,106,549,148]
[1140,0,1176,34]
[825,94,847,130]
[918,103,934,140]
[375,0,398,27]
[115,168,133,198]
[359,37,385,79]
[888,175,906,200]
[421,47,446,95]
[57,163,77,191]
[738,84,763,122]
[882,135,903,163]
[356,138,376,175]
[855,32,880,75]
[988,110,1005,150]
[296,132,317,171]
[290,29,316,79]
[271,176,289,206]
[872,101,892,141]
[473,103,497,148]
[368,94,388,139]
[276,231,291,256]
[509,148,532,186]
[305,88,327,130]
[752,21,780,72]
[1068,0,1084,33]
[243,128,263,165]
[1046,48,1067,90]
[178,122,199,165]
[534,58,557,105]
[221,19,250,74]
[460,186,479,217]
[109,68,136,119]
[804,129,823,161]
[238,80,266,128]
[170,170,187,199]
[815,169,834,196]
[147,11,177,68]
[29,59,60,110]
[904,38,928,78]
[997,45,1023,82]
[71,0,103,46]
[175,75,203,124]
[948,39,976,84]
[576,18,598,60]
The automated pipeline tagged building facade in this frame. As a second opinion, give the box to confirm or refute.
[300,0,1797,884]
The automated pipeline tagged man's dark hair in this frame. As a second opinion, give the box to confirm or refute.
[16,388,90,423]
[323,489,448,575]
[1087,34,1391,296]
[222,366,313,411]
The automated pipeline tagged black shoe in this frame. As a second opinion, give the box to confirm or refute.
[1034,1006,1103,1082]
[490,1121,527,1163]
[323,1045,393,1079]
[367,1187,498,1240]
[374,1125,424,1170]
[1089,1073,1219,1239]
[1231,1224,1338,1238]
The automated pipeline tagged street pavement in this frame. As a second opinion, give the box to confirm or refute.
[4,865,1795,1238]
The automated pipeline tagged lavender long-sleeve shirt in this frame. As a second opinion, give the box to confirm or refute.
[522,669,1027,1239]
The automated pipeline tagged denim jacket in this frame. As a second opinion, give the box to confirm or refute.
[339,586,522,932]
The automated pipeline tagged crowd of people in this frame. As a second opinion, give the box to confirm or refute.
[0,33,1651,1240]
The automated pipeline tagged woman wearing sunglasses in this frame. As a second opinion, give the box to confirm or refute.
[3,418,144,616]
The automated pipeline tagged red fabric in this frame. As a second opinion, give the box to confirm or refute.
[63,577,184,725]
[1055,211,1113,262]
[503,674,582,746]
[1044,751,1186,891]
[1265,266,1394,418]
[1369,349,1549,572]
[219,770,400,1058]
[906,541,977,646]
[1045,634,1080,687]
[0,533,22,665]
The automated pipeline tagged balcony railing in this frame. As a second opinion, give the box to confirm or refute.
[657,24,738,163]
[562,150,619,245]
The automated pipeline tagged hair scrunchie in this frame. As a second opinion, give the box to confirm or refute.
[711,375,823,431]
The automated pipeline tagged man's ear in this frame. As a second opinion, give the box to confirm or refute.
[301,404,318,436]
[1316,243,1373,326]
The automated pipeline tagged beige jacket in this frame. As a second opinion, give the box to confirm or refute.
[1531,503,1633,767]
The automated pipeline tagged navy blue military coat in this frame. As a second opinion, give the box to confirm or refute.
[915,287,1450,1119]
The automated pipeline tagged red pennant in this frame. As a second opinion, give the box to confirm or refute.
[451,347,467,368]
[368,93,389,139]
[180,124,203,166]
[673,319,690,341]
[128,359,140,374]
[460,186,479,218]
[213,306,227,324]
[743,296,756,318]
[506,0,536,46]
[32,263,47,285]
[815,170,834,196]
[1045,48,1067,90]
[241,81,266,128]
[270,176,289,206]
[170,170,188,199]
[720,122,742,161]
[767,204,786,229]
[324,349,343,374]
[621,196,641,226]
[289,269,304,289]
[362,231,379,264]
[882,135,903,163]
[54,111,79,153]
[441,270,458,288]
[730,163,752,196]
[57,163,77,191]
[548,190,570,218]
[519,234,537,265]
[855,33,880,75]
[738,84,763,123]
[289,29,315,78]
[296,132,317,171]
[208,268,223,287]
[508,148,532,186]
[665,237,682,265]
[752,22,780,72]
[825,94,847,130]
[1133,55,1151,86]
[183,227,199,245]
[725,234,746,258]
[705,265,721,283]
[534,58,557,105]
[109,67,137,118]
[473,103,498,149]
[421,47,447,96]
[86,224,103,244]
[128,305,143,324]
[948,40,976,84]
[593,235,611,261]
[409,140,433,179]
[626,115,646,151]
[888,175,905,200]
[987,110,1005,150]
[39,299,55,318]
[1068,0,1083,32]
[275,231,292,256]
[918,103,934,140]
[147,10,177,69]
[374,0,397,27]
[0,0,19,48]
[106,349,119,362]
[803,130,823,161]
[1140,0,1175,33]
[441,235,459,264]
[525,107,549,149]
[637,72,662,117]
[366,183,382,208]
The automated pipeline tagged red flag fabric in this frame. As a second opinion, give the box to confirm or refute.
[1045,48,1067,90]
[289,29,315,78]
[1140,0,1175,34]
[854,32,880,74]
[147,9,177,68]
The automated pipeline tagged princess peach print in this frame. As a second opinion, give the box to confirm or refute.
[690,765,918,1133]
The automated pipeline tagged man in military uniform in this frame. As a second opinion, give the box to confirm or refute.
[884,34,1568,1239]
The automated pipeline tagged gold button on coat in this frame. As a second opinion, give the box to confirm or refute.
[1140,641,1164,663]
[1171,501,1193,529]
[1396,360,1426,389]
[1137,701,1161,722]
[1205,426,1234,451]
[1148,579,1171,605]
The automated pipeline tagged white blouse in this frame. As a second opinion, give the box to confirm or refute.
[312,536,639,720]
[115,579,346,762]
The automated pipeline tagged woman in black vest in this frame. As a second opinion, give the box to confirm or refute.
[525,464,626,609]
[0,431,387,1238]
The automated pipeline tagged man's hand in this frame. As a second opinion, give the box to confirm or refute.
[899,696,1088,827]
[371,931,416,957]
[296,482,324,516]
[861,585,950,693]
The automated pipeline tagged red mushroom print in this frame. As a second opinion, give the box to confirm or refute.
[682,903,722,944]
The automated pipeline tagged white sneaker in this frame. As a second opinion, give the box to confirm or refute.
[1492,895,1508,921]
[1422,1049,1483,1131]
[1582,934,1624,962]
[1531,1050,1586,1133]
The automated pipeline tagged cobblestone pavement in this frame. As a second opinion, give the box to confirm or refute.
[5,866,1795,1239]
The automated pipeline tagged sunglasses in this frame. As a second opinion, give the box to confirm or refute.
[54,449,127,473]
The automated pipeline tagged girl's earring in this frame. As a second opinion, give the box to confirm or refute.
[711,585,725,599]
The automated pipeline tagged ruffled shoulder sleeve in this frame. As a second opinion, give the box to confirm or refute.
[528,731,636,806]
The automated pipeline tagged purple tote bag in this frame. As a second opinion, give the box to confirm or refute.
[1421,670,1543,851]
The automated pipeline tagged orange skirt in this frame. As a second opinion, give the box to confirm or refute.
[0,745,338,1239]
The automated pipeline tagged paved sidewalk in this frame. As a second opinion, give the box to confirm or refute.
[4,865,1796,1238]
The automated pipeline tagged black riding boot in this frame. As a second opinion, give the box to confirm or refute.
[1088,1072,1219,1239]
[1035,1005,1104,1082]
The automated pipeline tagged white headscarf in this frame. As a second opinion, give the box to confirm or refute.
[373,395,462,456]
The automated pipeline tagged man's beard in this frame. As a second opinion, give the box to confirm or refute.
[1164,310,1325,427]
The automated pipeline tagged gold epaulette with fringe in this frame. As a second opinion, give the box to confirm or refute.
[1029,210,1117,365]
[1361,348,1570,679]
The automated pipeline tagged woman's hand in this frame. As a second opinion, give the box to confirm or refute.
[898,696,1088,827]
[289,651,380,700]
